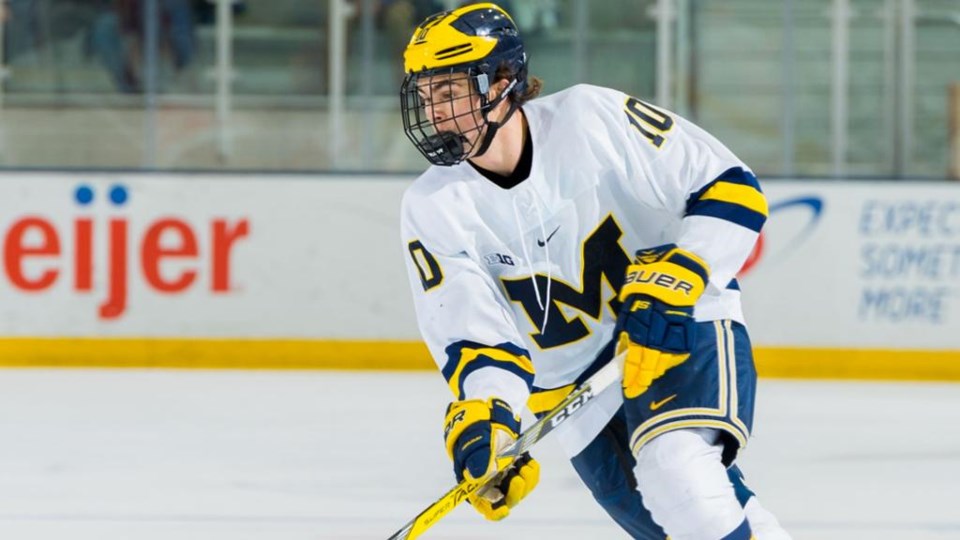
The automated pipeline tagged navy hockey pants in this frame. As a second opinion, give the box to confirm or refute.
[569,407,755,539]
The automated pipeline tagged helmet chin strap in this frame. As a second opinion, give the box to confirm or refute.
[471,79,519,160]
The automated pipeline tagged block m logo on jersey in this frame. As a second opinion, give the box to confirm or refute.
[502,215,630,349]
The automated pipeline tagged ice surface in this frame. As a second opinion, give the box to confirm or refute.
[0,369,957,540]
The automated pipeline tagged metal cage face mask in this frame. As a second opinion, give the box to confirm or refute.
[400,68,493,167]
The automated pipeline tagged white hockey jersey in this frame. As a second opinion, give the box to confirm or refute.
[401,84,767,456]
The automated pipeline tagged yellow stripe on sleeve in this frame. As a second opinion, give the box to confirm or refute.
[700,181,769,217]
[447,347,535,399]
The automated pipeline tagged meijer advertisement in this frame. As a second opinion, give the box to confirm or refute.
[0,172,956,377]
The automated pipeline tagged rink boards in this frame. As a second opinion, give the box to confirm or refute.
[0,171,957,379]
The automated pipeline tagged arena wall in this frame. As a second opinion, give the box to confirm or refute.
[1,171,957,379]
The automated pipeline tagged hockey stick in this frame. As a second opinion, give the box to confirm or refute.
[386,352,625,540]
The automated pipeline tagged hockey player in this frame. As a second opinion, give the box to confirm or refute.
[399,3,790,539]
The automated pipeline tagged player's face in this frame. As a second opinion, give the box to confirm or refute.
[416,73,485,147]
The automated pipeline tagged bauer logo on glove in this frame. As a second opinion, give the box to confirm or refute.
[616,244,710,399]
[623,269,698,296]
[443,409,466,438]
[442,398,540,521]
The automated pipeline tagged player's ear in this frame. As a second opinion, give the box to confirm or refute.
[487,78,511,101]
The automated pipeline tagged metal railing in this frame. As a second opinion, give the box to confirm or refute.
[0,0,957,177]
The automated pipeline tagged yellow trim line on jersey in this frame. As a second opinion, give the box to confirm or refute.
[699,181,769,217]
[0,338,959,381]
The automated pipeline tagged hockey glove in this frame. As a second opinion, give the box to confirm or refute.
[616,245,709,399]
[443,398,540,521]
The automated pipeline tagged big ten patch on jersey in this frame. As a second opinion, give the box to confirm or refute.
[625,320,757,466]
[481,222,565,271]
[483,252,516,267]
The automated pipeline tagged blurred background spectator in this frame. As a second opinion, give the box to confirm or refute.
[89,0,197,93]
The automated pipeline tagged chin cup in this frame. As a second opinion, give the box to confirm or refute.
[423,132,468,166]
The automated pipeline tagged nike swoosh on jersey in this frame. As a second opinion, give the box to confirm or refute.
[649,394,677,411]
[537,226,561,247]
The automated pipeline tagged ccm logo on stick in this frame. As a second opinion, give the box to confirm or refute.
[550,389,595,428]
